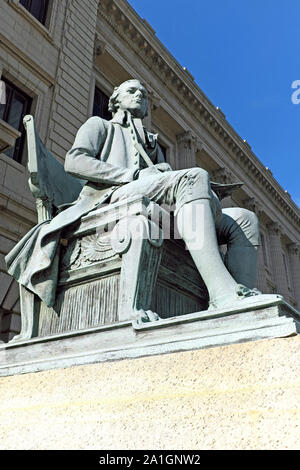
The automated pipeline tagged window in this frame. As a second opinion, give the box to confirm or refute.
[19,0,49,25]
[0,78,32,163]
[93,86,112,121]
[158,142,167,160]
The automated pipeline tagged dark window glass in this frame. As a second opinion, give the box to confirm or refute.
[19,0,49,25]
[158,142,167,160]
[0,78,32,163]
[93,87,112,121]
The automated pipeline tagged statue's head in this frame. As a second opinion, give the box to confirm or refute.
[108,79,148,119]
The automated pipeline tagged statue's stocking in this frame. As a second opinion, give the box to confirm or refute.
[176,199,239,306]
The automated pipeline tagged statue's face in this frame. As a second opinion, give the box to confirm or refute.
[116,80,148,118]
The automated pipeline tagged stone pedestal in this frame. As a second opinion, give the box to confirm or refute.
[0,297,299,450]
[0,297,298,377]
[0,334,299,450]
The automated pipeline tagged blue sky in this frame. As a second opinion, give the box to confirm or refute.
[129,0,300,207]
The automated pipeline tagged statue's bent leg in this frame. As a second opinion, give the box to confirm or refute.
[174,168,282,309]
[175,169,239,306]
[216,208,260,289]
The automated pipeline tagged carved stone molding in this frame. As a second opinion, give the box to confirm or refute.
[81,234,114,262]
[210,167,233,185]
[60,233,116,272]
[94,34,107,57]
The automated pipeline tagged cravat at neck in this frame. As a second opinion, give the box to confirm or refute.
[126,111,146,145]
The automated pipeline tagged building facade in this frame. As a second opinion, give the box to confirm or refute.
[0,0,299,341]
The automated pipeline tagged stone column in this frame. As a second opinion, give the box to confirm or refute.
[243,199,265,293]
[241,198,268,293]
[288,243,300,308]
[176,130,197,169]
[267,222,289,298]
[0,63,4,106]
[143,90,160,131]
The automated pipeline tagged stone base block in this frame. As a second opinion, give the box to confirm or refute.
[0,298,299,377]
[0,335,299,449]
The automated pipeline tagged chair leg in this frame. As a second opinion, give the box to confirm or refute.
[111,215,163,323]
[10,285,39,342]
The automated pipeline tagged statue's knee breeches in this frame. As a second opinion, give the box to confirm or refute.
[111,167,219,216]
[173,168,210,211]
[218,207,260,247]
[173,168,222,220]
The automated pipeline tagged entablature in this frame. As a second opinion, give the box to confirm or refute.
[98,0,300,233]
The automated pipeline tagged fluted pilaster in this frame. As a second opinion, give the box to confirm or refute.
[267,222,289,298]
[288,243,300,308]
[176,130,197,169]
[143,90,161,131]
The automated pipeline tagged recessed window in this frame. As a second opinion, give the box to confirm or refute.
[93,86,112,121]
[0,78,32,163]
[158,142,167,160]
[19,0,49,25]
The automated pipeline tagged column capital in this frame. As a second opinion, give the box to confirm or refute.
[287,242,300,256]
[176,130,197,149]
[267,221,283,237]
[176,130,198,168]
[242,197,263,216]
[147,90,161,111]
[210,167,233,185]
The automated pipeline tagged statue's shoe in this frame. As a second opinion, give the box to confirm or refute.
[208,284,283,311]
[134,309,160,325]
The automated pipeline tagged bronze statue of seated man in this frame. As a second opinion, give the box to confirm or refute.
[5,79,282,326]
